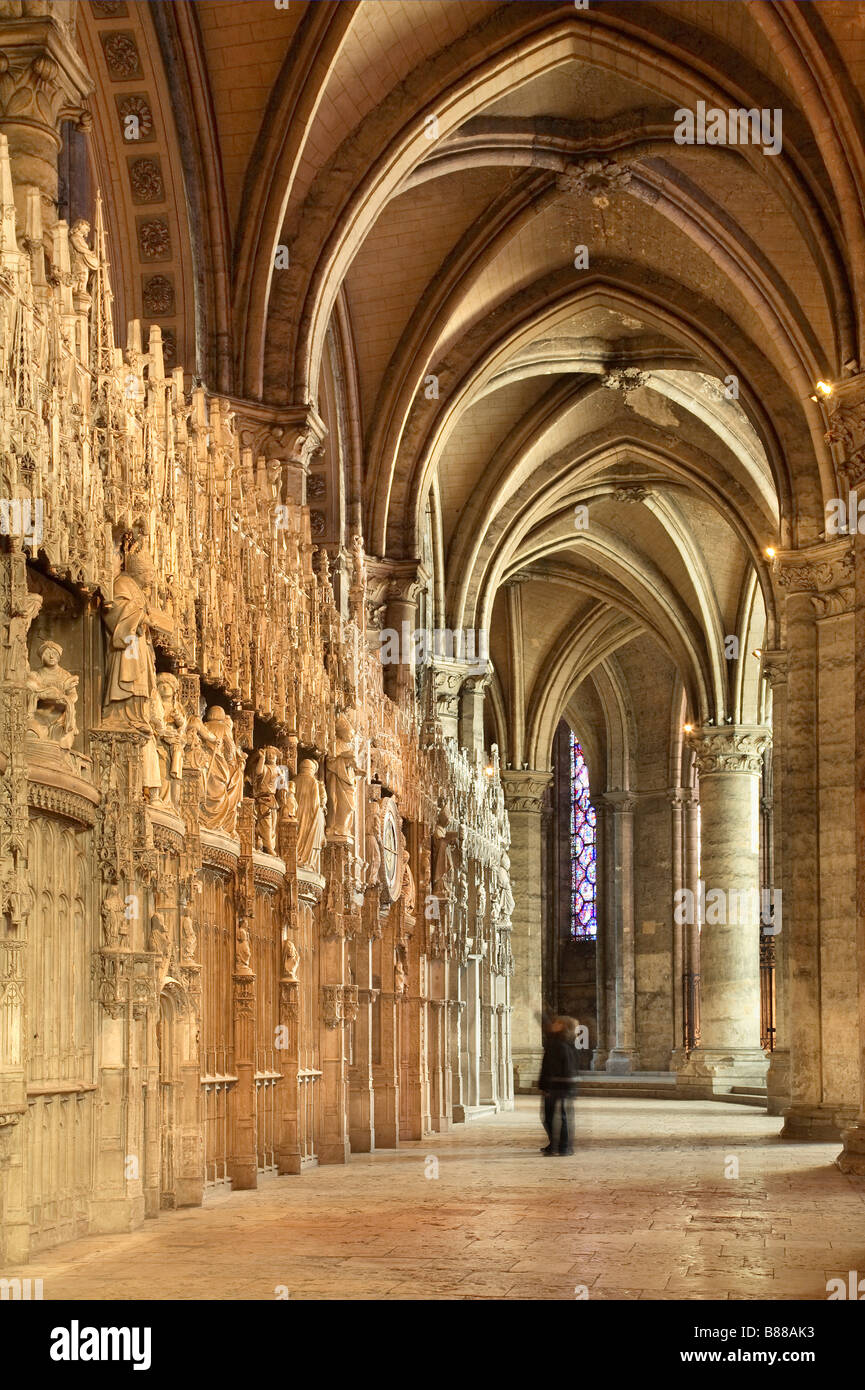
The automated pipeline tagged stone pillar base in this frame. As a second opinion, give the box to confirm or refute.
[675,1047,768,1097]
[669,1046,691,1072]
[590,1048,609,1072]
[318,1138,350,1164]
[766,1048,790,1116]
[605,1048,638,1075]
[837,1118,865,1173]
[780,1104,855,1142]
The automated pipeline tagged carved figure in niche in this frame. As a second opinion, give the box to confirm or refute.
[284,780,298,820]
[25,640,78,747]
[193,706,246,835]
[326,714,364,839]
[4,591,41,682]
[365,799,382,887]
[150,672,186,810]
[70,219,99,300]
[148,910,171,960]
[400,830,416,916]
[394,949,408,997]
[101,549,161,793]
[295,757,326,872]
[101,887,126,949]
[497,850,515,923]
[432,803,458,895]
[250,745,280,855]
[235,921,253,977]
[181,913,197,963]
[281,936,300,981]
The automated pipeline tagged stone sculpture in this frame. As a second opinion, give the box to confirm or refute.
[235,921,253,977]
[296,757,326,872]
[193,706,246,835]
[326,714,364,839]
[151,671,186,810]
[250,745,281,855]
[70,219,99,300]
[400,830,416,916]
[281,937,300,981]
[432,803,458,895]
[25,640,78,747]
[101,549,162,793]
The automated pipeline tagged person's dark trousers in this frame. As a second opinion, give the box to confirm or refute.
[543,1093,574,1152]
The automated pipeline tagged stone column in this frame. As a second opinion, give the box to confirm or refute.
[229,802,257,1189]
[501,770,551,1090]
[677,727,770,1096]
[771,544,858,1140]
[683,790,701,1049]
[591,799,611,1070]
[459,669,490,756]
[818,380,865,1166]
[372,910,399,1147]
[367,560,429,704]
[0,4,92,233]
[348,925,375,1152]
[669,789,687,1067]
[449,974,467,1122]
[601,791,638,1073]
[761,651,789,1115]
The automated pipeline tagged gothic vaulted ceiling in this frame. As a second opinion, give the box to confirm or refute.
[81,0,865,781]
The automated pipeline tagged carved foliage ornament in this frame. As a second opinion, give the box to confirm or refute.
[688,728,770,777]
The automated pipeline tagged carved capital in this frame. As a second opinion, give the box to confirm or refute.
[688,725,770,776]
[501,769,552,812]
[773,540,854,616]
[0,13,92,211]
[760,647,788,687]
[366,557,430,608]
[824,372,865,487]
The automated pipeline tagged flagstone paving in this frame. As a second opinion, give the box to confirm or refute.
[4,1097,864,1301]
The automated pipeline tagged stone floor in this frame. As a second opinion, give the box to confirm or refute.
[6,1097,865,1300]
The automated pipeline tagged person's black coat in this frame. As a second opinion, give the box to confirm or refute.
[537,1036,580,1096]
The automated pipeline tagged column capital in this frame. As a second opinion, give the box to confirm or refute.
[429,657,470,740]
[600,789,636,813]
[229,400,326,504]
[824,370,865,487]
[688,725,771,776]
[772,539,854,615]
[366,557,430,606]
[667,786,697,809]
[501,769,551,812]
[0,8,93,223]
[760,647,788,686]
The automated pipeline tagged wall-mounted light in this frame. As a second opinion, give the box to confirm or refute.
[484,762,494,778]
[816,380,833,397]
[752,648,762,659]
[765,546,776,560]
[683,723,693,734]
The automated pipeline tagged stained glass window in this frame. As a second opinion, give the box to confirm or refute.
[570,732,597,938]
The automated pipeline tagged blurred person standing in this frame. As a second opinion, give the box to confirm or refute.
[537,1016,580,1156]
